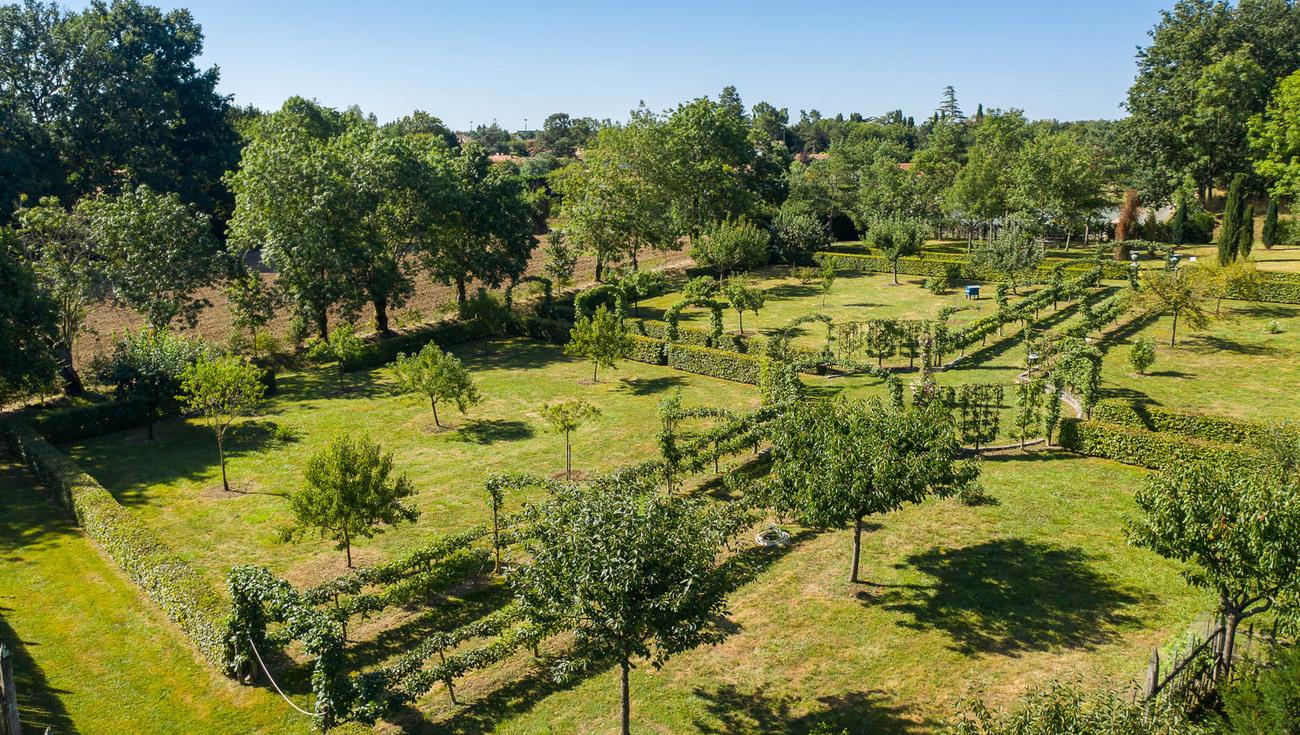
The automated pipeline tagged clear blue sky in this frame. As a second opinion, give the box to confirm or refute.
[74,0,1174,128]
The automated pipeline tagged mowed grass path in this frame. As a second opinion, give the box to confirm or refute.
[400,452,1207,734]
[62,338,759,589]
[0,460,303,734]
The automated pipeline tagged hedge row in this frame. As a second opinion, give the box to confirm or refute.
[665,343,764,384]
[627,334,669,365]
[342,318,497,371]
[1056,417,1255,471]
[29,398,161,444]
[1241,273,1300,305]
[815,251,1130,283]
[1090,399,1277,446]
[2,421,230,666]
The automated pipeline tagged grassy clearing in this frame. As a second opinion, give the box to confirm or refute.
[1096,301,1300,422]
[639,265,1004,352]
[0,460,303,734]
[386,452,1208,734]
[61,337,758,589]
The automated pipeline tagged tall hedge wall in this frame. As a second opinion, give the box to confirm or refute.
[626,334,668,365]
[665,344,764,384]
[1056,417,1255,471]
[2,421,230,666]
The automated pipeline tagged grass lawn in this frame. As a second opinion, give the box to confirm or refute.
[61,337,759,590]
[639,264,1010,352]
[0,459,305,734]
[387,451,1208,734]
[1096,301,1300,422]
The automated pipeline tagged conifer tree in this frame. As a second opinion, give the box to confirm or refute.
[1262,199,1279,249]
[1239,204,1255,258]
[1218,174,1247,265]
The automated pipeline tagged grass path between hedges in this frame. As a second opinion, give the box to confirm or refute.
[0,459,305,734]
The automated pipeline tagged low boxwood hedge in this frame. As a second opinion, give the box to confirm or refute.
[665,343,764,384]
[1056,417,1255,471]
[1245,273,1300,304]
[815,250,1131,282]
[2,421,230,667]
[1090,399,1276,446]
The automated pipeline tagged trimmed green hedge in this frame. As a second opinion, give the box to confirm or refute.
[30,398,165,444]
[1057,417,1255,471]
[1090,399,1276,446]
[1245,273,1300,304]
[665,344,763,384]
[627,335,667,365]
[2,421,230,667]
[815,251,1130,283]
[342,318,496,371]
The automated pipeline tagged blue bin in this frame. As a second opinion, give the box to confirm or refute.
[965,285,980,300]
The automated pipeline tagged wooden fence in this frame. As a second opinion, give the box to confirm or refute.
[1144,617,1281,710]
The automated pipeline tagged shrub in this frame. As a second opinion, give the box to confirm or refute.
[1128,338,1156,375]
[2,421,229,665]
[1266,319,1282,334]
[945,681,1206,735]
[1215,643,1300,735]
[925,274,950,295]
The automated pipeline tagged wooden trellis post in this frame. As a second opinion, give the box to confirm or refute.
[1,643,20,735]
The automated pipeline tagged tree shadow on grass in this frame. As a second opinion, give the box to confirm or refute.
[1184,335,1279,356]
[876,538,1148,657]
[455,338,579,372]
[614,375,686,396]
[692,683,924,735]
[0,614,78,735]
[449,419,535,445]
[0,462,78,558]
[1234,304,1299,320]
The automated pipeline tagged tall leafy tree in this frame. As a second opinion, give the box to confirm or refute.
[0,0,240,220]
[661,93,760,240]
[1250,69,1300,199]
[178,355,265,493]
[228,98,376,339]
[0,232,59,403]
[971,225,1043,294]
[14,196,99,393]
[512,473,741,735]
[80,183,222,329]
[1011,130,1107,246]
[868,216,927,284]
[422,142,536,304]
[284,435,419,567]
[1129,462,1300,671]
[765,397,975,583]
[1123,0,1300,202]
[552,113,676,279]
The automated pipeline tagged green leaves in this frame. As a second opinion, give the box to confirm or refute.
[690,218,770,279]
[390,342,481,425]
[539,398,600,436]
[565,304,631,381]
[80,184,221,330]
[285,435,419,566]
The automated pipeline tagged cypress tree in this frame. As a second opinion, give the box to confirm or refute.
[1262,199,1279,249]
[1171,196,1189,245]
[1218,174,1246,265]
[1239,204,1255,257]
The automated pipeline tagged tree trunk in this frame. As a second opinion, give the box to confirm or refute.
[593,361,598,383]
[316,308,329,341]
[893,261,899,285]
[432,399,441,427]
[344,529,352,568]
[620,657,631,735]
[594,252,604,283]
[455,278,468,305]
[219,436,230,492]
[851,515,864,583]
[1170,311,1179,347]
[492,503,501,574]
[738,311,744,335]
[57,343,84,396]
[373,296,391,336]
[565,433,573,481]
[1221,611,1241,678]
